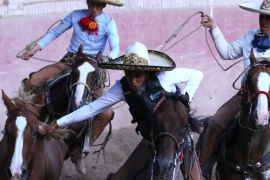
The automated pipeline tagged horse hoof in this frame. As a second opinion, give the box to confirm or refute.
[75,157,86,176]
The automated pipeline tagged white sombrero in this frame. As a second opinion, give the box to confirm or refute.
[239,0,270,15]
[98,42,176,71]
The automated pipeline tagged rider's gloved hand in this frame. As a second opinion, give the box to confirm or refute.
[201,14,217,30]
[44,122,59,134]
[21,44,41,60]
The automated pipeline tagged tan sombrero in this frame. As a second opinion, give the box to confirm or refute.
[89,0,123,6]
[239,0,270,15]
[98,42,176,71]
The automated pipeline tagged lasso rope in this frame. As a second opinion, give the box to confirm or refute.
[16,20,67,64]
[161,11,247,72]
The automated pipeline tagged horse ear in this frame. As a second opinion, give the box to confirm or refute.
[184,92,190,102]
[2,89,14,110]
[96,51,103,62]
[78,44,84,55]
[249,48,257,65]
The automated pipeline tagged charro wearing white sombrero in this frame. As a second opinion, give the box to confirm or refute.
[21,0,123,175]
[44,42,203,179]
[197,0,270,178]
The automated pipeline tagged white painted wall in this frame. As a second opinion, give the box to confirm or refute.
[0,0,261,18]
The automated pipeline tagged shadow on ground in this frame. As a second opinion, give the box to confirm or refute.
[59,126,142,180]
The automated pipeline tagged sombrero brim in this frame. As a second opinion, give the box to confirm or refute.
[90,0,123,6]
[239,1,270,16]
[98,50,176,71]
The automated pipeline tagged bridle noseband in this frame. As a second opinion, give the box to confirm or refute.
[150,124,194,180]
[239,61,270,131]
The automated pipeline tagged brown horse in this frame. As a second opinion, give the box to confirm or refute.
[38,45,112,161]
[217,50,270,179]
[0,87,68,180]
[134,92,202,180]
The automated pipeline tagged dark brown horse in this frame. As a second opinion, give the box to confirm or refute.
[0,87,68,180]
[217,50,270,179]
[134,93,202,180]
[38,45,112,161]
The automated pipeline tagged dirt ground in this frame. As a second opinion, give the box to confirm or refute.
[59,127,142,180]
[59,126,205,180]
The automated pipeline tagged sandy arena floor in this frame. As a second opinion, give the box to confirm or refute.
[59,126,203,180]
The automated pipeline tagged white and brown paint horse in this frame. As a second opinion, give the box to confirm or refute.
[217,50,270,180]
[0,87,68,180]
[38,45,112,160]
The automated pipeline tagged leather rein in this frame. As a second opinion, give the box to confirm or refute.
[149,97,202,180]
[220,61,270,180]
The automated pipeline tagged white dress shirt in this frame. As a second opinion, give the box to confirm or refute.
[57,68,203,127]
[210,27,270,68]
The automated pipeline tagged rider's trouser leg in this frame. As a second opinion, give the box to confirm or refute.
[106,138,150,180]
[196,93,242,168]
[23,62,70,92]
[23,53,74,92]
[90,87,114,144]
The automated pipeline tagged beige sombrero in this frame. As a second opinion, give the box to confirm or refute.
[239,0,270,15]
[89,0,123,6]
[98,42,176,71]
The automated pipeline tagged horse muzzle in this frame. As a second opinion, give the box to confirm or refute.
[252,109,270,128]
[6,167,28,180]
[154,159,173,179]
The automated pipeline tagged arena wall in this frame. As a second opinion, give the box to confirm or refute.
[0,3,259,134]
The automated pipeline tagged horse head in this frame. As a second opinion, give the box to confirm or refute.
[68,44,101,110]
[151,92,200,179]
[243,49,270,128]
[2,87,68,180]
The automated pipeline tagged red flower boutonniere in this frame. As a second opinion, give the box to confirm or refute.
[78,17,99,35]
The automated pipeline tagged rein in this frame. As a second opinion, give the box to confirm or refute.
[149,97,202,180]
[220,61,270,179]
[65,55,112,163]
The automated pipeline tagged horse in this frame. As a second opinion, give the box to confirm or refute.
[0,87,68,180]
[133,92,202,180]
[217,50,270,180]
[37,45,113,162]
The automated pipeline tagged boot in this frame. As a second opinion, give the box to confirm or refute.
[75,157,86,176]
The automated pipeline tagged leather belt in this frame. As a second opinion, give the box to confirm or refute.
[63,52,96,63]
[63,52,78,63]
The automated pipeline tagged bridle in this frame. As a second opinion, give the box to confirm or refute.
[220,61,270,180]
[238,61,270,131]
[66,55,99,114]
[149,97,201,180]
[149,124,192,180]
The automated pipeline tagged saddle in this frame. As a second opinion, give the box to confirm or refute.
[44,73,70,120]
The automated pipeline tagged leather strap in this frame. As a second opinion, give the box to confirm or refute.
[44,82,61,119]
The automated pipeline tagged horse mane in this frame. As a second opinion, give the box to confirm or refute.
[164,90,202,133]
[10,85,43,117]
[38,117,70,140]
[8,85,69,140]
